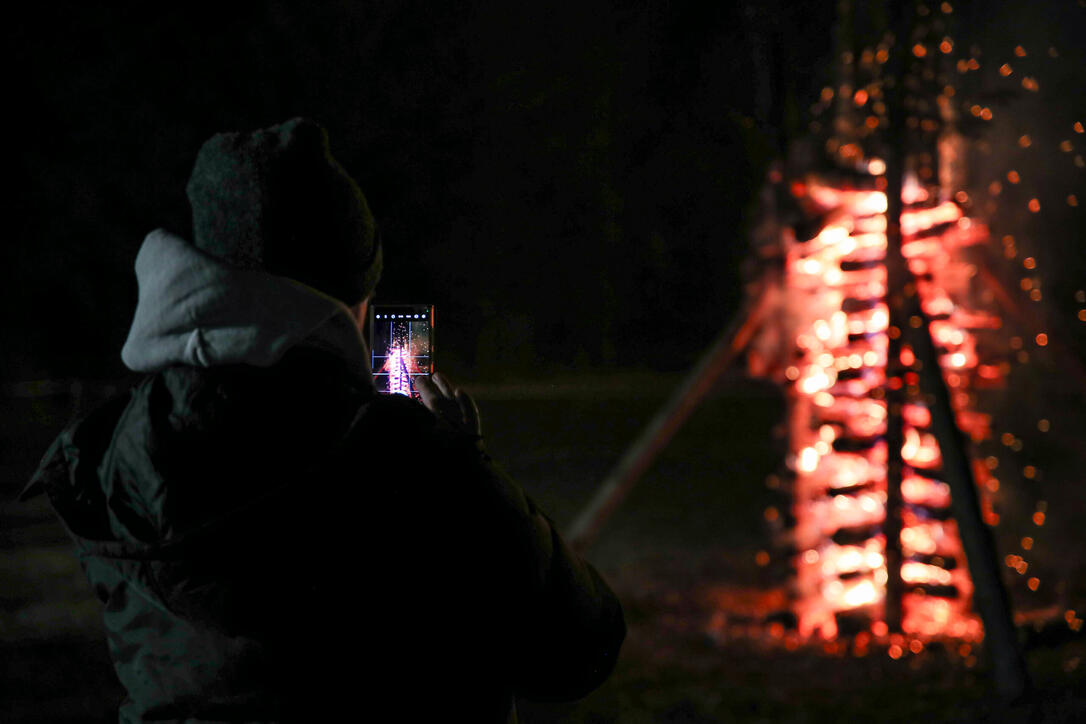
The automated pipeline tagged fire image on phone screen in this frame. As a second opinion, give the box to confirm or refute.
[370,305,433,400]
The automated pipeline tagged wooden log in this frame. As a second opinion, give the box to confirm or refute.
[904,284,1032,702]
[567,283,775,551]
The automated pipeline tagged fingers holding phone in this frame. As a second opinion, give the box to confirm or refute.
[416,373,482,439]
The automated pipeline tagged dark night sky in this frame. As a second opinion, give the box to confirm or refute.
[4,1,1082,382]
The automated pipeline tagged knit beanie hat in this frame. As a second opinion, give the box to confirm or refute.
[185,117,382,306]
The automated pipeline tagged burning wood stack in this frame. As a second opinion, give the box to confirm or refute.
[573,2,1035,694]
[737,0,1036,650]
[748,165,1005,642]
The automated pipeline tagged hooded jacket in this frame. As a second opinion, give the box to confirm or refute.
[24,231,625,723]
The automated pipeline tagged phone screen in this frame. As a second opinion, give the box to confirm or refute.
[370,304,433,399]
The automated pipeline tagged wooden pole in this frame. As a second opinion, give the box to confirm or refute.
[567,283,775,551]
[903,290,1031,702]
[881,0,909,634]
[881,0,1028,700]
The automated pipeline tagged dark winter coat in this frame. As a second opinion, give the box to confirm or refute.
[24,345,625,723]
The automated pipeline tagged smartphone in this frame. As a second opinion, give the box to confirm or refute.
[369,304,433,399]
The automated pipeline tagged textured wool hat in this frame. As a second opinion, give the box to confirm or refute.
[186,117,382,306]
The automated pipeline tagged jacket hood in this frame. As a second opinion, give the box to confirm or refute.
[20,229,378,522]
[121,229,370,375]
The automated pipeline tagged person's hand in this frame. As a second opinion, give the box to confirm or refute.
[415,373,482,439]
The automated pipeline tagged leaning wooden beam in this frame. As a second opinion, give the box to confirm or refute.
[881,6,908,629]
[567,282,775,551]
[905,288,1032,702]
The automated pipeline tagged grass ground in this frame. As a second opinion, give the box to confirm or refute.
[1,372,1083,722]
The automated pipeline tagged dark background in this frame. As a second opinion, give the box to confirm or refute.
[4,1,836,382]
[6,2,1083,384]
[6,2,1085,385]
[2,3,1086,722]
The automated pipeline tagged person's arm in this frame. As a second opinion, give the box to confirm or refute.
[511,494,626,700]
[415,374,626,700]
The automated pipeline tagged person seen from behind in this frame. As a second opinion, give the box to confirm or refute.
[23,117,625,723]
